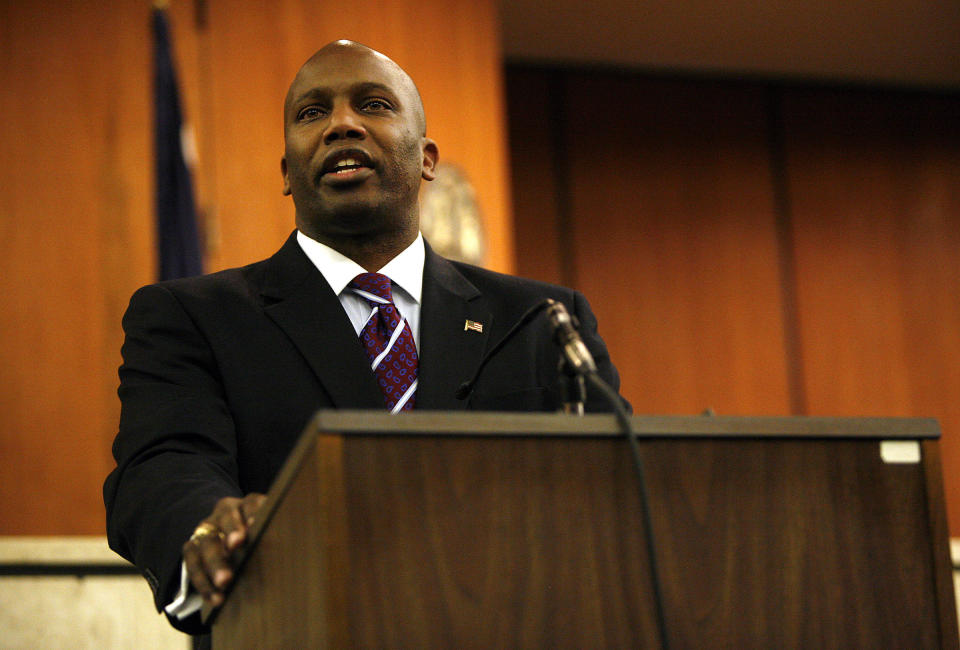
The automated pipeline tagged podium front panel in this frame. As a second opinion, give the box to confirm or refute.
[212,413,956,649]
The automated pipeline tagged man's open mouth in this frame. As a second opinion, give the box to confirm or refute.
[321,149,374,179]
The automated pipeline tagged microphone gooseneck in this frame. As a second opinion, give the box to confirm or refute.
[455,299,554,401]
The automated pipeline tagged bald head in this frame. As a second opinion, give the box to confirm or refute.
[284,40,427,136]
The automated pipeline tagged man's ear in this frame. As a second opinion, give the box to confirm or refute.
[281,157,291,195]
[421,138,439,181]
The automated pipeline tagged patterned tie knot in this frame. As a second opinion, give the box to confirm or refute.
[349,272,393,304]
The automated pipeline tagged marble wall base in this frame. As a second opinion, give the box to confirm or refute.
[0,537,187,649]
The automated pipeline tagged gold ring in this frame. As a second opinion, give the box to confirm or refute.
[190,522,225,544]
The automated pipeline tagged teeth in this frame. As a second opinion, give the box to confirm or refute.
[335,158,360,168]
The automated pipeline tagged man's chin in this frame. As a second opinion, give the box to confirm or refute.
[298,206,395,238]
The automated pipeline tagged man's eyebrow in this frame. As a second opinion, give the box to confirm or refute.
[351,81,399,99]
[290,87,330,107]
[292,82,400,105]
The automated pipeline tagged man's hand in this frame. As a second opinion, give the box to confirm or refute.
[182,493,267,608]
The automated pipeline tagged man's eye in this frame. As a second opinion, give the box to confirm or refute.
[297,107,324,121]
[362,99,390,111]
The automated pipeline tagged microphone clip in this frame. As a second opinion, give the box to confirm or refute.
[545,299,598,376]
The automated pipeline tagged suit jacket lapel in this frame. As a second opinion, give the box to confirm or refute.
[255,232,384,410]
[417,244,492,410]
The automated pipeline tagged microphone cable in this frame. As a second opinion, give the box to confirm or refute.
[456,297,670,648]
[586,371,670,650]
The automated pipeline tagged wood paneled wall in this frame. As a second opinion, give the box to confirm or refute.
[509,71,793,415]
[0,1,153,535]
[508,67,960,532]
[0,0,510,535]
[565,75,793,416]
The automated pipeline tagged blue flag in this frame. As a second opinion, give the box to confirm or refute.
[153,8,202,280]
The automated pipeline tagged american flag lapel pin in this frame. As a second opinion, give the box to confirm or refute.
[464,319,483,333]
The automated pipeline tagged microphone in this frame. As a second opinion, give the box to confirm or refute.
[544,299,597,375]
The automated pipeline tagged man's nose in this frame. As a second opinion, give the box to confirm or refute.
[323,104,366,143]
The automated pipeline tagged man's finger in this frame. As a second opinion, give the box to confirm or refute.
[239,493,267,527]
[196,529,233,590]
[209,497,248,550]
[183,525,229,604]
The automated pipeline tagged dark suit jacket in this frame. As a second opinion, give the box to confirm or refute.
[103,232,624,631]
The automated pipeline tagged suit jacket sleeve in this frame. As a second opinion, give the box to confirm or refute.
[103,283,243,627]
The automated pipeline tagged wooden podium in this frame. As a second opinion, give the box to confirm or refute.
[208,411,958,648]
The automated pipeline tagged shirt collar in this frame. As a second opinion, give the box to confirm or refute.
[295,230,424,304]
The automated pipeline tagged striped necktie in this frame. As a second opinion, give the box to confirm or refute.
[348,273,419,412]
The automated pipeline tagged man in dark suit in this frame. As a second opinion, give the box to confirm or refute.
[104,40,624,634]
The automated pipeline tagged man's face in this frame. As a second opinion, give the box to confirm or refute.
[281,44,438,241]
